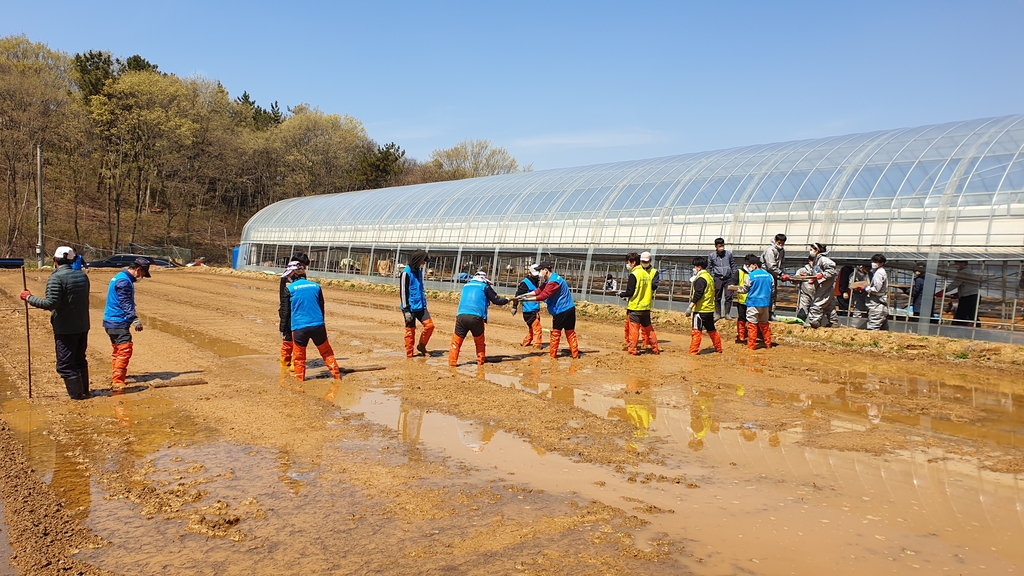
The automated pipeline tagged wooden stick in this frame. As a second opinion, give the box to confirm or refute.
[339,365,386,374]
[22,266,32,399]
[148,377,208,388]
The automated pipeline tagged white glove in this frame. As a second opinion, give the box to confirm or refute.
[132,318,143,332]
[403,311,414,324]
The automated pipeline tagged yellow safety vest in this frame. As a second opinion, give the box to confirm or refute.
[694,269,716,313]
[626,265,655,311]
[735,268,748,305]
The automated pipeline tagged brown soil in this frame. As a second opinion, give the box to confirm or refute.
[2,266,1024,574]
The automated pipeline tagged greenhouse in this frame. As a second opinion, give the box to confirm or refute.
[240,115,1024,341]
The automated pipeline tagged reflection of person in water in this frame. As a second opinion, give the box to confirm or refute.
[398,405,423,444]
[768,431,781,448]
[456,419,495,452]
[323,379,364,408]
[688,393,715,451]
[866,404,883,425]
[740,425,758,443]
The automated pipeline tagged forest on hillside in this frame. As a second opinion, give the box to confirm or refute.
[0,35,530,263]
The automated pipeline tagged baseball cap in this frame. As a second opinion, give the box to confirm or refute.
[133,257,152,277]
[640,251,652,262]
[537,261,553,271]
[53,246,75,260]
[528,264,540,276]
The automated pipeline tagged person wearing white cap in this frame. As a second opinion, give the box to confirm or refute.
[618,252,660,355]
[512,263,544,350]
[20,247,92,399]
[449,271,509,366]
[278,253,310,369]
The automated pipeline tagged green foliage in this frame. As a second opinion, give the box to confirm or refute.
[428,138,530,180]
[351,142,406,190]
[71,50,114,101]
[954,352,970,359]
[120,54,158,74]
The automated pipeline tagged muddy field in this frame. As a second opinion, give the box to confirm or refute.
[1,266,1023,575]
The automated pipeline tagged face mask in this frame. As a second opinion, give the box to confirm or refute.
[871,263,879,269]
[777,243,784,249]
[692,268,699,276]
[809,250,816,257]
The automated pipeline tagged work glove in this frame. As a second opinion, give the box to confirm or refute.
[511,305,519,316]
[132,318,143,332]
[280,331,289,340]
[934,291,944,298]
[685,304,693,317]
[781,274,790,282]
[842,292,849,299]
[854,287,865,293]
[815,273,824,281]
[403,311,413,324]
[19,290,30,301]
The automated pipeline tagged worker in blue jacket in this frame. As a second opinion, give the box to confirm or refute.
[512,264,543,350]
[102,257,151,390]
[449,272,509,366]
[400,250,434,358]
[287,270,341,381]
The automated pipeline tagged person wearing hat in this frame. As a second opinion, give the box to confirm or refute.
[279,253,310,369]
[732,254,775,350]
[400,250,435,358]
[20,246,92,400]
[804,242,839,329]
[862,253,889,331]
[618,252,660,355]
[512,263,544,350]
[449,271,509,366]
[516,261,580,359]
[102,257,152,391]
[287,268,342,381]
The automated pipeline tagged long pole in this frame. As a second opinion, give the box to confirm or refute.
[22,266,32,399]
[36,144,43,269]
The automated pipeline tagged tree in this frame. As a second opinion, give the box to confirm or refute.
[351,141,405,190]
[428,138,530,181]
[119,54,158,75]
[71,50,115,101]
[273,104,370,195]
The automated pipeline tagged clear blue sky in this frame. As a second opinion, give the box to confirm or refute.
[4,0,1023,170]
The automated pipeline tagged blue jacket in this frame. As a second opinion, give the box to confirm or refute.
[71,254,85,271]
[103,270,137,329]
[745,268,774,308]
[518,277,540,313]
[401,265,427,312]
[288,278,326,330]
[544,272,575,315]
[457,279,509,321]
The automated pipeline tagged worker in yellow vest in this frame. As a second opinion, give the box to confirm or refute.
[688,256,723,354]
[731,263,749,344]
[618,252,660,355]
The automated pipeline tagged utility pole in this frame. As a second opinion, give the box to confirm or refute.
[36,144,43,269]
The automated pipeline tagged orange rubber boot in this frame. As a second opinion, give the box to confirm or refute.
[112,343,132,389]
[627,321,641,355]
[623,317,631,350]
[736,320,747,343]
[689,329,702,355]
[417,319,434,355]
[761,323,772,348]
[531,317,543,350]
[404,327,416,358]
[293,344,307,381]
[549,329,562,359]
[474,335,487,365]
[566,330,580,359]
[709,330,723,353]
[748,324,759,350]
[643,325,660,354]
[449,334,464,367]
[316,340,341,379]
[522,324,534,347]
[280,340,294,368]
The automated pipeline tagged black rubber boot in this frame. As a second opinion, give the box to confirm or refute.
[63,375,87,400]
[79,367,90,396]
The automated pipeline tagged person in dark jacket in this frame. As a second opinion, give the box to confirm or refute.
[907,268,937,322]
[708,238,736,320]
[102,257,151,390]
[400,250,434,358]
[512,264,543,350]
[761,233,788,319]
[279,253,310,369]
[836,265,853,315]
[21,246,92,400]
[688,256,723,354]
[449,272,509,366]
[287,270,341,382]
[618,252,660,355]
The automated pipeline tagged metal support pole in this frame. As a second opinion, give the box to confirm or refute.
[971,261,984,339]
[580,247,594,302]
[36,145,43,269]
[491,246,500,284]
[918,251,941,336]
[22,266,32,399]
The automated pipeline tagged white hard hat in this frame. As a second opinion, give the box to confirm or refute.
[640,251,652,262]
[54,246,75,260]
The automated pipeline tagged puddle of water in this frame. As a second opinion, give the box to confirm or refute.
[87,294,259,358]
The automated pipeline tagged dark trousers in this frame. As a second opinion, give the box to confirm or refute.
[522,311,538,327]
[551,308,577,331]
[454,314,485,338]
[713,277,732,315]
[953,294,979,327]
[405,308,432,329]
[293,325,329,347]
[627,310,652,327]
[55,332,89,379]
